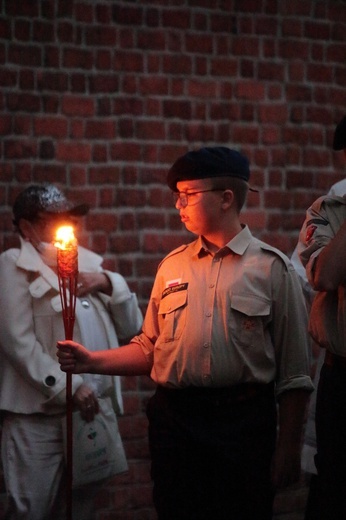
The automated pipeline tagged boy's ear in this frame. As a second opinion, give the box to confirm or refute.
[221,189,234,208]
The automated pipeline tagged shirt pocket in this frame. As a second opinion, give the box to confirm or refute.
[229,294,270,348]
[158,290,187,342]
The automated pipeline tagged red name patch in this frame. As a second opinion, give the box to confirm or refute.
[305,224,317,242]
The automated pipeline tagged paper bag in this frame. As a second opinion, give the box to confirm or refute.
[63,397,128,488]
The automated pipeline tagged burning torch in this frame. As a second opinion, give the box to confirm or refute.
[55,225,78,520]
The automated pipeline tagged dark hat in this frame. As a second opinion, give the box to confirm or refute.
[13,184,89,225]
[167,147,250,191]
[333,116,346,151]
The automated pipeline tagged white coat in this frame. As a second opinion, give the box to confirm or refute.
[0,238,143,415]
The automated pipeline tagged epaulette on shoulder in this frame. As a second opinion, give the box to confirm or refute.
[158,243,190,268]
[258,241,291,269]
[313,194,346,211]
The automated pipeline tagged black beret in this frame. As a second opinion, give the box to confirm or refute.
[333,115,346,151]
[167,147,250,191]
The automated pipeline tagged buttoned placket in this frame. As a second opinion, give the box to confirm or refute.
[200,251,224,385]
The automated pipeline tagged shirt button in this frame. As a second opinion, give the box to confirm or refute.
[81,299,90,309]
[206,312,211,317]
[45,375,56,387]
[203,342,210,349]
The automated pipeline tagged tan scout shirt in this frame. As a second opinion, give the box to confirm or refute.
[299,195,346,356]
[133,225,313,397]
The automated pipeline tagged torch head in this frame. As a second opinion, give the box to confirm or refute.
[55,226,78,277]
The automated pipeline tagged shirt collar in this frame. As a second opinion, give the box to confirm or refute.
[225,225,253,255]
[193,224,253,258]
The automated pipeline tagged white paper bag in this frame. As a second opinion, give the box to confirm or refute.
[63,397,128,488]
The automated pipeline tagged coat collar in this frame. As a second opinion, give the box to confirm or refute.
[16,237,104,293]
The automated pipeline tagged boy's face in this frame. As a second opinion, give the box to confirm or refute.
[174,178,225,237]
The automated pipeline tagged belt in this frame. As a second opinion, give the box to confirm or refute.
[157,382,274,405]
[324,350,346,370]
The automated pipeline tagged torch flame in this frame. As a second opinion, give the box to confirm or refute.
[54,225,77,250]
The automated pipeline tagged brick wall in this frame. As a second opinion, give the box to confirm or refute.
[0,0,345,518]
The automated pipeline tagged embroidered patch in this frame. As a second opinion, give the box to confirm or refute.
[162,283,188,299]
[305,224,317,242]
[166,278,182,288]
[243,318,256,331]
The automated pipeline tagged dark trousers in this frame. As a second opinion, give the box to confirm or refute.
[314,361,346,520]
[147,384,276,520]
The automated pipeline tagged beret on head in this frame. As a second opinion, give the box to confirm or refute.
[333,115,346,151]
[13,183,89,225]
[167,147,250,191]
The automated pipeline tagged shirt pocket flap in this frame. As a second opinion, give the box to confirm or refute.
[158,291,187,315]
[231,294,270,317]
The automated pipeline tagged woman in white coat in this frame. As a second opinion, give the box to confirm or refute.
[0,184,143,520]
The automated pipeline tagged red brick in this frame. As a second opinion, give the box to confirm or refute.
[33,20,55,42]
[32,164,66,183]
[85,26,117,46]
[139,76,168,96]
[307,63,333,83]
[14,20,30,41]
[34,117,68,138]
[259,104,288,124]
[57,22,74,43]
[305,21,330,40]
[163,100,192,119]
[113,51,144,73]
[236,81,265,100]
[186,33,213,54]
[7,92,40,112]
[75,3,93,23]
[279,40,309,60]
[95,50,112,70]
[85,120,116,139]
[63,48,93,69]
[62,95,94,116]
[89,165,120,186]
[56,142,91,162]
[92,144,108,162]
[8,44,41,66]
[258,62,285,81]
[110,143,141,162]
[112,5,144,25]
[163,54,192,75]
[136,120,165,140]
[162,9,191,29]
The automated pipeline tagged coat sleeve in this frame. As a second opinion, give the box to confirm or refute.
[101,270,143,342]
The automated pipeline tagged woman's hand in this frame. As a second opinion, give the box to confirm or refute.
[77,272,112,297]
[73,383,99,422]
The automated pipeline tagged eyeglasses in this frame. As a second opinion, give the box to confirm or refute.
[173,189,222,208]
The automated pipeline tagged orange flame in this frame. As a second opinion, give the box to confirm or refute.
[54,225,78,278]
[54,225,77,250]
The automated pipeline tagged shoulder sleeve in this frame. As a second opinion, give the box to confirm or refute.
[298,197,345,283]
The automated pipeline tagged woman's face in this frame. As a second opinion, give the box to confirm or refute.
[20,213,81,245]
